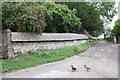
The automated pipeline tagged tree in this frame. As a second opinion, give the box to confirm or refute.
[2,2,81,33]
[2,2,46,33]
[44,2,81,33]
[92,2,117,21]
[91,2,117,38]
[60,2,104,36]
[112,19,120,36]
[112,19,120,43]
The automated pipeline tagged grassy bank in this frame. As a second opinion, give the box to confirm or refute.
[2,40,99,73]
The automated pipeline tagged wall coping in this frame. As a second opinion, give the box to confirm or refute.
[11,32,88,42]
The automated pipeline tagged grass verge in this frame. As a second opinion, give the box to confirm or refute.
[2,40,99,73]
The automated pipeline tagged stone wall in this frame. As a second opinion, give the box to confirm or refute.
[0,45,2,59]
[12,40,86,54]
[2,29,89,58]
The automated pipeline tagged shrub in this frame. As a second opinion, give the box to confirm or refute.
[112,19,120,43]
[2,2,46,33]
[44,2,81,33]
[112,19,120,36]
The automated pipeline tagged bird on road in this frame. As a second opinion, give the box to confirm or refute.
[71,65,77,71]
[84,65,90,71]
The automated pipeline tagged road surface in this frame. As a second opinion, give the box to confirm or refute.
[2,41,118,78]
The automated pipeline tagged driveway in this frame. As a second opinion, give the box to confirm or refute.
[2,41,118,78]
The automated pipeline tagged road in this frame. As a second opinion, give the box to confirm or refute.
[2,41,118,78]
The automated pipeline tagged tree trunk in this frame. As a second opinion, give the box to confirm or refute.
[116,36,120,43]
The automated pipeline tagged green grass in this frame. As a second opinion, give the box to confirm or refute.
[2,40,99,73]
[0,60,2,73]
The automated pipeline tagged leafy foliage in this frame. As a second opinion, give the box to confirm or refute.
[112,19,120,36]
[44,2,81,33]
[2,2,46,32]
[2,2,116,35]
[2,2,81,33]
[61,2,104,36]
[92,2,117,21]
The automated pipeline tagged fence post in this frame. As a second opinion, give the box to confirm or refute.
[2,29,14,58]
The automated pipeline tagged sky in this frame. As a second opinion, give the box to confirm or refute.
[110,0,119,29]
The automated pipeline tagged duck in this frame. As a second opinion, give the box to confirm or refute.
[71,65,77,71]
[84,65,87,68]
[84,65,90,71]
